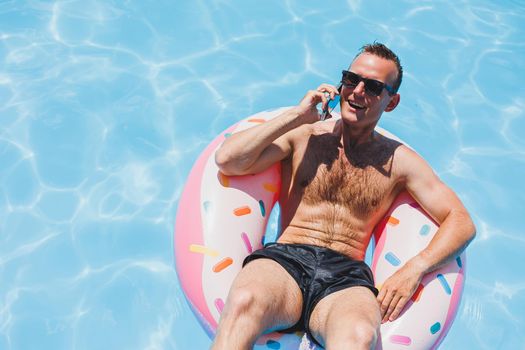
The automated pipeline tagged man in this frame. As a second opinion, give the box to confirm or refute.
[212,43,476,350]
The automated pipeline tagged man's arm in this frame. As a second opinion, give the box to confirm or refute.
[377,146,476,323]
[215,89,333,176]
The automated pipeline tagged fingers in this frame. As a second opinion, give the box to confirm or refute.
[377,287,393,321]
[382,294,401,323]
[302,89,329,113]
[298,84,340,123]
[375,263,424,323]
[296,90,329,123]
[316,83,340,100]
[378,288,410,323]
[318,90,329,113]
[389,296,409,321]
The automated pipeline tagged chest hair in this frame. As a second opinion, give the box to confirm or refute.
[296,133,398,218]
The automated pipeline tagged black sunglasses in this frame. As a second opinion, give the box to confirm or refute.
[341,70,395,96]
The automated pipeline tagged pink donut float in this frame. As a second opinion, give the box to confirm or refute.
[174,107,466,349]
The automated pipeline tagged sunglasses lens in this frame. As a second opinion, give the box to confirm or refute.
[365,80,383,96]
[342,71,359,87]
[341,70,387,96]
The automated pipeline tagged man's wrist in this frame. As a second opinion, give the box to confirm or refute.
[293,99,322,124]
[407,254,431,276]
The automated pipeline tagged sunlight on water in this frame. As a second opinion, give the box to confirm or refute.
[0,0,524,349]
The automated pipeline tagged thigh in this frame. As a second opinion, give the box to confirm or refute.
[308,286,381,346]
[227,258,303,331]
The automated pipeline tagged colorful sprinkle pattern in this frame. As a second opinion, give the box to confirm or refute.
[385,252,401,266]
[213,257,233,273]
[388,216,400,225]
[218,172,230,187]
[390,335,411,346]
[430,322,441,334]
[419,224,430,236]
[247,118,267,123]
[214,298,225,313]
[241,232,253,254]
[437,274,452,295]
[233,206,251,216]
[411,283,425,302]
[263,183,278,193]
[189,244,219,257]
[259,200,266,217]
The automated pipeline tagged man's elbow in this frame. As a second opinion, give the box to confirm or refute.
[215,149,234,175]
[214,149,247,176]
[467,219,477,243]
[462,214,477,245]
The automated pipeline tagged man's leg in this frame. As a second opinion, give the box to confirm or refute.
[211,258,303,350]
[308,287,381,350]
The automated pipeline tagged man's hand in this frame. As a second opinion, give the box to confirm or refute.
[376,260,425,323]
[296,84,340,124]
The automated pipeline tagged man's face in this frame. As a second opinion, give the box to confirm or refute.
[339,53,399,125]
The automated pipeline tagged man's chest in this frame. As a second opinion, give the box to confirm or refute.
[291,142,397,218]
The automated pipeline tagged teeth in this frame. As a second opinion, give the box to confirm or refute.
[349,101,364,109]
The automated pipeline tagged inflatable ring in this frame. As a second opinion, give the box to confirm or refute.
[175,107,466,349]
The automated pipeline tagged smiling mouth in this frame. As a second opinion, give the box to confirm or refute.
[348,101,366,110]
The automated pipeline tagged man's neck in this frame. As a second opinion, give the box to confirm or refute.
[336,120,379,150]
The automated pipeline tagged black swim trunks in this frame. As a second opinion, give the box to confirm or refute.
[242,242,378,347]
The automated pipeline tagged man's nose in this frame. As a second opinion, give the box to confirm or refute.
[353,81,366,95]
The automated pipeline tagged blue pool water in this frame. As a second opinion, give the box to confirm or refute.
[1,1,524,349]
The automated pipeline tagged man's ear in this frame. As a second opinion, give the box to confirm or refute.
[385,93,400,112]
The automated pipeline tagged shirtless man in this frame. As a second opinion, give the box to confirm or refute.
[212,43,476,350]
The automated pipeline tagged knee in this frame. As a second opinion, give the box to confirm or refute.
[213,287,269,349]
[348,322,379,349]
[224,287,266,319]
[326,321,378,349]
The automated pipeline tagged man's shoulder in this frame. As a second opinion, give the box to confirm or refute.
[372,131,407,158]
[392,142,424,162]
[390,141,434,180]
[289,122,330,143]
[371,129,395,143]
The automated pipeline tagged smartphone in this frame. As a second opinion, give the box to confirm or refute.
[321,83,342,121]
